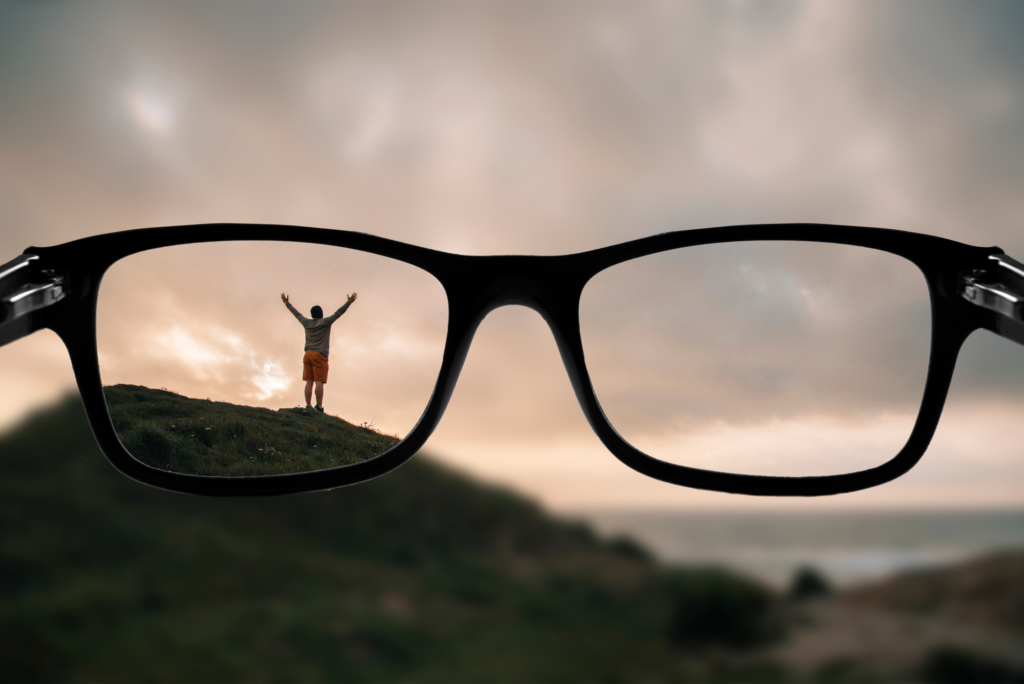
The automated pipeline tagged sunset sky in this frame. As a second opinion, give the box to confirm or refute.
[2,1,1023,511]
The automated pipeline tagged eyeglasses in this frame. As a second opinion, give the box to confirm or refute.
[2,223,1021,497]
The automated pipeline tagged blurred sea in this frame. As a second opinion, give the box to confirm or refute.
[582,509,1024,588]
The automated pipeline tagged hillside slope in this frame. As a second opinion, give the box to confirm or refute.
[104,384,399,476]
[0,394,776,683]
[843,550,1024,636]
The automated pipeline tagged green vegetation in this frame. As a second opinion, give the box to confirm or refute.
[104,384,398,476]
[667,569,780,649]
[0,394,783,682]
[787,566,833,602]
[920,646,1024,684]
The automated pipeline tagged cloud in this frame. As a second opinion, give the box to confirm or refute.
[1,1,1022,506]
[581,240,931,439]
[95,240,448,436]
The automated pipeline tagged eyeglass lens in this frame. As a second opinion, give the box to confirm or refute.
[96,241,448,477]
[580,241,932,477]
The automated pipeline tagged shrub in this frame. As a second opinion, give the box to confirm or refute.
[788,566,832,601]
[608,535,653,562]
[920,646,1024,684]
[666,570,777,649]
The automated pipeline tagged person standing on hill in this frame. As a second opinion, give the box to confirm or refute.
[281,292,358,413]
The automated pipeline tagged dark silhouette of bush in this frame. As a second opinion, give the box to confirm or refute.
[608,535,653,562]
[666,569,777,649]
[920,646,1024,684]
[788,565,832,601]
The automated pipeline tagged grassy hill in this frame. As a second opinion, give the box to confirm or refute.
[103,384,397,476]
[0,394,779,683]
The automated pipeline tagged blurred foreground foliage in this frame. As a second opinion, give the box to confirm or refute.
[788,566,833,602]
[920,646,1024,684]
[0,394,780,683]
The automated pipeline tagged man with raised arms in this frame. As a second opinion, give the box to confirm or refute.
[281,291,358,412]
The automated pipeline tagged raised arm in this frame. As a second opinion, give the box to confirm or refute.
[281,293,305,322]
[323,292,357,324]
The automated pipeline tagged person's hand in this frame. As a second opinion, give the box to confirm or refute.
[347,292,358,304]
[281,293,289,304]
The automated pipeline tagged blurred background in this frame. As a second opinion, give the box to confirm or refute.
[2,1,1023,681]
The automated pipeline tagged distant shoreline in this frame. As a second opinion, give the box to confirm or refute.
[578,508,1024,588]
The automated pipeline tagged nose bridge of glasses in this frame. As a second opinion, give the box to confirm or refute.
[438,255,586,382]
[431,253,597,431]
[449,254,588,311]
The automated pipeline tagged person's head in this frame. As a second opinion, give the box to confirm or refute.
[310,305,323,319]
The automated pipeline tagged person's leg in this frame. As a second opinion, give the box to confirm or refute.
[304,379,314,408]
[312,352,329,411]
[302,351,315,407]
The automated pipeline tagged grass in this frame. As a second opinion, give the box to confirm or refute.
[103,384,399,477]
[0,393,786,682]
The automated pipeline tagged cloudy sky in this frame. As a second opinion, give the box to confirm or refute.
[2,0,1023,510]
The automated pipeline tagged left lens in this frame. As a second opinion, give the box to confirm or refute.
[96,241,448,477]
[579,240,932,477]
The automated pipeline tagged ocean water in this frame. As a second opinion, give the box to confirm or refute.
[581,510,1024,588]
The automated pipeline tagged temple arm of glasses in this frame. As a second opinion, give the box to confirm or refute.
[961,253,1024,346]
[0,253,68,349]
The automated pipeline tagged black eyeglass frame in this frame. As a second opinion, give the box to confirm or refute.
[3,222,1020,497]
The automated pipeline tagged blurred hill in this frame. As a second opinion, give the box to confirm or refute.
[844,550,1024,636]
[0,394,778,683]
[768,553,1024,682]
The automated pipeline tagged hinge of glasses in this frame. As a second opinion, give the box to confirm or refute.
[0,254,68,327]
[961,253,1024,345]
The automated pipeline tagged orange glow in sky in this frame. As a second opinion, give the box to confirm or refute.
[2,1,1023,510]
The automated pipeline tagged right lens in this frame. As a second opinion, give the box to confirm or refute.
[96,241,448,477]
[579,241,932,477]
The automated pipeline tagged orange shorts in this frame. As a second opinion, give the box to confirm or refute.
[302,350,329,383]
